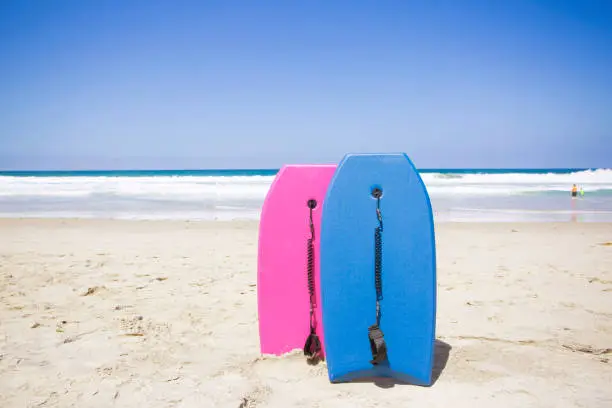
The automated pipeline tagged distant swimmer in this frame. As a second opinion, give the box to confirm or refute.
[571,184,577,198]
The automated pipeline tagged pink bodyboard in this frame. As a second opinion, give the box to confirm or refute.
[257,164,336,356]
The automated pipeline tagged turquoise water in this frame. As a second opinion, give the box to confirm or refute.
[1,168,611,222]
[0,167,596,177]
[0,169,281,177]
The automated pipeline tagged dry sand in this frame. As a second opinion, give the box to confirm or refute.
[1,219,611,408]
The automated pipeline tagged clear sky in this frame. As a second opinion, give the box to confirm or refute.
[1,0,611,170]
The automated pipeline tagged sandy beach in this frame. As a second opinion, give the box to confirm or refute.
[1,219,611,407]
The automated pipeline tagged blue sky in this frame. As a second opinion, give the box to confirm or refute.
[1,0,611,170]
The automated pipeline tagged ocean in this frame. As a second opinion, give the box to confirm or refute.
[1,168,611,222]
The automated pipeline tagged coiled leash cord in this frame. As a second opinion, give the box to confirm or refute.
[303,199,321,359]
[368,188,387,365]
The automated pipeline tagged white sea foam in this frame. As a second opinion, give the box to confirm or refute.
[1,169,611,199]
[424,168,612,184]
[0,175,275,200]
[1,169,611,221]
[420,168,612,195]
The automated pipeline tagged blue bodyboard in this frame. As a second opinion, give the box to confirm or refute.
[320,153,437,385]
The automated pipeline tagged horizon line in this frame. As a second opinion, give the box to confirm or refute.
[0,166,605,174]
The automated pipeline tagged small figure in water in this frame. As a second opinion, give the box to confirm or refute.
[579,186,585,197]
[571,184,578,198]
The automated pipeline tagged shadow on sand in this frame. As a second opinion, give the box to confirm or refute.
[347,339,452,389]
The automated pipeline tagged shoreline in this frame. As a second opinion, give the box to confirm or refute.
[2,216,612,223]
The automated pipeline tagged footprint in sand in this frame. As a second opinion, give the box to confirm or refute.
[238,384,272,408]
[118,315,171,337]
